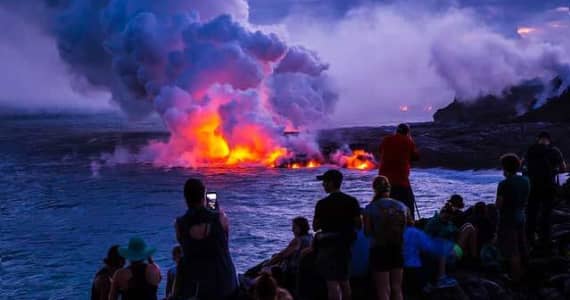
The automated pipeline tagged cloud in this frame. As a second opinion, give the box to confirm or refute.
[0,6,111,112]
[282,4,570,126]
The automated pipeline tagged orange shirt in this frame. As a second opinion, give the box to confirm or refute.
[379,134,419,187]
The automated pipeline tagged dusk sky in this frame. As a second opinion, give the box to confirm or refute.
[0,0,569,125]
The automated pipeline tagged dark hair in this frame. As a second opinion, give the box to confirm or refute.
[396,123,410,135]
[537,131,551,141]
[254,273,278,300]
[172,245,182,256]
[448,194,464,209]
[292,217,310,236]
[473,201,487,217]
[103,245,125,268]
[500,153,521,174]
[184,178,205,206]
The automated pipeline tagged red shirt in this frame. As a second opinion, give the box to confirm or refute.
[379,134,419,187]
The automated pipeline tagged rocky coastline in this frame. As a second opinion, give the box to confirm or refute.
[318,121,570,170]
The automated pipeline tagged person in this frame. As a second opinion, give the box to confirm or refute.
[252,272,294,300]
[174,178,238,299]
[109,237,161,300]
[91,245,125,300]
[403,224,461,297]
[465,202,496,254]
[363,176,408,300]
[267,217,312,293]
[165,245,182,299]
[524,132,566,246]
[425,201,478,262]
[378,123,420,219]
[496,154,530,282]
[445,195,478,261]
[268,217,313,271]
[313,169,362,300]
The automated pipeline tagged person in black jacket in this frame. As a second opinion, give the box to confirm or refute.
[524,132,566,246]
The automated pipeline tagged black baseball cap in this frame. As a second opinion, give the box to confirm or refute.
[316,169,343,182]
[537,131,551,141]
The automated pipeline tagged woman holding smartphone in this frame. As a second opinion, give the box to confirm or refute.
[173,178,238,299]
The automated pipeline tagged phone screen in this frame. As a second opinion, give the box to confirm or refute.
[206,192,218,210]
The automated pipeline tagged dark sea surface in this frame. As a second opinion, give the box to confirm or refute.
[0,113,502,299]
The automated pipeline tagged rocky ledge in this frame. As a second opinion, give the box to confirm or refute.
[318,121,570,170]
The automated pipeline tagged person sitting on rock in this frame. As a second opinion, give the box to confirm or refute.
[425,200,477,264]
[91,245,125,300]
[164,245,182,299]
[267,216,313,292]
[465,202,496,254]
[252,272,294,300]
[445,195,478,261]
[363,175,409,300]
[403,217,461,297]
[496,154,530,283]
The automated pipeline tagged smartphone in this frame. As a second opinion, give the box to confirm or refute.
[206,192,218,210]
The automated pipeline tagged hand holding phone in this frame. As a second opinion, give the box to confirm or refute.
[206,192,218,210]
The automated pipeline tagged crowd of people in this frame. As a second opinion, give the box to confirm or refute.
[90,126,566,300]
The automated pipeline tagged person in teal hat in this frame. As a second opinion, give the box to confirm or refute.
[109,237,162,300]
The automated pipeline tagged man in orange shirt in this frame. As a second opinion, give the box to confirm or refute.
[379,123,420,219]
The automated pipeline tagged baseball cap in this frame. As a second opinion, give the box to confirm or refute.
[316,169,343,182]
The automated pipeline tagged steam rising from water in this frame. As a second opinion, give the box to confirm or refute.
[284,4,570,125]
[52,0,338,167]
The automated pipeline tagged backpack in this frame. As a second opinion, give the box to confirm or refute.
[374,203,406,247]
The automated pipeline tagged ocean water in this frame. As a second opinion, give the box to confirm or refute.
[0,113,503,299]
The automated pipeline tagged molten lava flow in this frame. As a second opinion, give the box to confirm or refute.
[330,149,377,170]
[344,150,377,170]
[178,106,289,167]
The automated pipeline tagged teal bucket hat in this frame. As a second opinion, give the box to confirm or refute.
[118,237,156,262]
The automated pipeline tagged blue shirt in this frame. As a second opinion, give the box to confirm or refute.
[404,227,454,268]
[350,229,370,277]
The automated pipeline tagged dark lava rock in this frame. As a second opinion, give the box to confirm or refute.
[425,285,469,300]
[319,122,570,170]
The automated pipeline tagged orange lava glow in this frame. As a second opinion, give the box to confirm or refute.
[342,150,377,170]
[517,27,537,37]
[399,105,409,112]
[181,107,288,167]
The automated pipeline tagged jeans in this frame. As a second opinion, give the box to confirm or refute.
[526,182,555,244]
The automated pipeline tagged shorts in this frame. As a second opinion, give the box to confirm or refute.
[369,245,404,272]
[497,226,528,259]
[315,245,352,281]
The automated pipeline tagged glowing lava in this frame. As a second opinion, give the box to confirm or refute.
[517,27,537,37]
[331,149,377,170]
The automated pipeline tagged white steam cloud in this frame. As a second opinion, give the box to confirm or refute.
[283,4,570,126]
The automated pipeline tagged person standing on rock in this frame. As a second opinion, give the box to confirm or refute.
[313,169,362,300]
[523,131,566,247]
[378,123,420,219]
[496,154,530,283]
